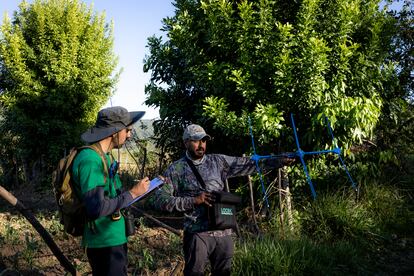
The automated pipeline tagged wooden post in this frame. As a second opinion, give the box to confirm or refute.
[281,168,293,231]
[247,175,261,235]
[278,168,285,237]
[243,154,261,234]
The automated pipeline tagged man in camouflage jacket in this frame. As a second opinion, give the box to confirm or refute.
[152,124,294,276]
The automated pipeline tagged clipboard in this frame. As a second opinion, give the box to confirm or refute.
[126,177,164,207]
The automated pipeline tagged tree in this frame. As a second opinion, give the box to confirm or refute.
[145,0,400,159]
[388,0,413,102]
[0,0,118,186]
[374,0,414,163]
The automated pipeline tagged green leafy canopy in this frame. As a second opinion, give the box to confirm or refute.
[0,0,119,185]
[145,0,402,158]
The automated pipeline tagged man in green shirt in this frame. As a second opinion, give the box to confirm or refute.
[72,106,150,276]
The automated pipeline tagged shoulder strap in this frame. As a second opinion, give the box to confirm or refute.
[79,144,109,181]
[62,148,79,189]
[185,157,206,190]
[63,148,77,175]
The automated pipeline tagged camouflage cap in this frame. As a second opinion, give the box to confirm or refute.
[182,124,211,141]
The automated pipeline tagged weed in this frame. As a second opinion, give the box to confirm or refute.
[21,232,40,269]
[133,247,154,272]
[47,211,64,235]
[4,224,20,245]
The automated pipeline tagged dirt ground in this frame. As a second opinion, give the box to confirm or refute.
[1,185,413,275]
[0,186,185,275]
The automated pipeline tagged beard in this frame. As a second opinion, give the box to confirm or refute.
[188,146,205,159]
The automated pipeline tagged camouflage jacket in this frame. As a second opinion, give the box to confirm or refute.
[152,153,283,233]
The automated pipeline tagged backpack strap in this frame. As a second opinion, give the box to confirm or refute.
[61,148,79,194]
[79,143,109,183]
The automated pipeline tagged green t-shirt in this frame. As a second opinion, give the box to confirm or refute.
[72,148,127,248]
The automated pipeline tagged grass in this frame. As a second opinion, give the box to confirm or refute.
[233,237,365,275]
[0,158,412,275]
[233,172,413,276]
[299,182,413,245]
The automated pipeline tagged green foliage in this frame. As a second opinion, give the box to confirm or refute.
[133,247,155,272]
[235,167,413,274]
[144,0,406,164]
[299,182,413,245]
[0,0,118,186]
[370,0,414,168]
[385,0,413,101]
[233,236,365,275]
[4,224,21,246]
[47,211,64,235]
[362,182,413,234]
[21,233,40,269]
[300,193,375,243]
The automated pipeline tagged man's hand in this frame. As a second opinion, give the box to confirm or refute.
[193,192,214,207]
[129,177,150,199]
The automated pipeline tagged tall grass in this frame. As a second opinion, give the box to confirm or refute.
[233,179,413,275]
[233,236,364,275]
[362,183,412,235]
[300,182,412,245]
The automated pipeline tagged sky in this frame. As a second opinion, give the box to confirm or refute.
[1,0,175,119]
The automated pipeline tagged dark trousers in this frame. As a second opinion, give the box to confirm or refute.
[87,243,128,276]
[183,232,233,276]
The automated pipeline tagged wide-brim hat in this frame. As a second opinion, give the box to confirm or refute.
[81,106,145,143]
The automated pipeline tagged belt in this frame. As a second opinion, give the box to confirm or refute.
[204,229,232,237]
